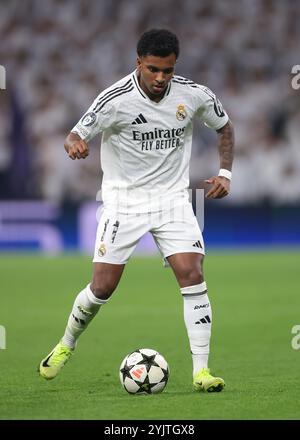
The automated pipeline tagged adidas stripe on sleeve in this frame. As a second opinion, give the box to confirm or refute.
[172,76,228,130]
[195,85,228,130]
[71,77,134,142]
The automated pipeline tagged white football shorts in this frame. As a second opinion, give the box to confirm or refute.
[93,202,205,265]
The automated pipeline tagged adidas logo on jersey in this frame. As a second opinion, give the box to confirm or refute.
[192,240,202,248]
[132,113,148,125]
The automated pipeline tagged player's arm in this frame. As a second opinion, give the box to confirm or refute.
[205,120,235,199]
[65,93,116,160]
[64,132,89,160]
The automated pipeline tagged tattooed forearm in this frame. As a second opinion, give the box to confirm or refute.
[216,120,235,171]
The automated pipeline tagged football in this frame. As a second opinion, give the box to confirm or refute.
[119,348,169,394]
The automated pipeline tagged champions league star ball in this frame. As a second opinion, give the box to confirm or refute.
[119,348,169,394]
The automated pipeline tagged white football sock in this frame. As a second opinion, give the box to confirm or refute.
[180,282,212,376]
[61,283,107,349]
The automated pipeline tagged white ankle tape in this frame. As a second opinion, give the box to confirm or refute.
[180,282,207,296]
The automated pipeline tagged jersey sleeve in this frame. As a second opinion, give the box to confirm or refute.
[195,86,229,130]
[71,95,116,142]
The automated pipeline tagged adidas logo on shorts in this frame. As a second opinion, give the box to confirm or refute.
[192,240,202,248]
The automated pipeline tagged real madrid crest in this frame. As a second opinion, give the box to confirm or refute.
[176,104,187,121]
[98,242,106,257]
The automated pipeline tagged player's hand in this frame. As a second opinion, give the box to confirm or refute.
[205,176,230,199]
[66,140,89,160]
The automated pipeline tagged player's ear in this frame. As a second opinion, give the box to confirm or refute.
[136,57,142,72]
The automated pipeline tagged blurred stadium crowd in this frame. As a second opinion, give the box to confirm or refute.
[1,0,300,205]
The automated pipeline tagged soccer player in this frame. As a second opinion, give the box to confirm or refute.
[39,29,234,392]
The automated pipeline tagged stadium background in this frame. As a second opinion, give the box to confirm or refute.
[0,0,299,421]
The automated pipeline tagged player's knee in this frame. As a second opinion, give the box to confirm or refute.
[90,279,116,300]
[178,266,204,286]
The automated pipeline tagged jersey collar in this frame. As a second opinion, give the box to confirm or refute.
[132,70,172,103]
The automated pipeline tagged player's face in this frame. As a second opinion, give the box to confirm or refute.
[136,54,176,100]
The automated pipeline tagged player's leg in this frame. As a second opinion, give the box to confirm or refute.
[39,263,124,380]
[152,203,224,392]
[39,208,147,380]
[167,253,211,373]
[61,262,125,349]
[167,252,224,392]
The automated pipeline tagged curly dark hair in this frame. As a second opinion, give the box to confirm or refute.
[137,29,179,59]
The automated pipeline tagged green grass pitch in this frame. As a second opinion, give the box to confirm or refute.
[0,251,299,420]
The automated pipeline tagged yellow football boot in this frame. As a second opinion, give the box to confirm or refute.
[193,368,225,392]
[39,342,73,380]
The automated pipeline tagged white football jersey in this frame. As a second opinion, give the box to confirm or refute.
[72,70,228,213]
